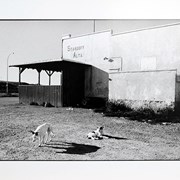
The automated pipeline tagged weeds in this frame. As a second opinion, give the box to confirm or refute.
[103,100,178,123]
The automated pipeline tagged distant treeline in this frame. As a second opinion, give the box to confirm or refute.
[0,81,28,93]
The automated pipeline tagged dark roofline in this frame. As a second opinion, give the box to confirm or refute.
[10,58,89,67]
[10,58,90,71]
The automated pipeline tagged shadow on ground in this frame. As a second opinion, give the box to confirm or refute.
[103,134,128,140]
[44,141,100,155]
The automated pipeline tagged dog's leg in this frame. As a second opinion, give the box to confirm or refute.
[42,135,46,144]
[48,136,51,143]
[49,133,52,142]
[45,133,50,144]
[50,132,55,140]
[38,137,42,147]
[99,135,103,139]
[49,131,55,142]
[102,135,109,139]
[44,136,48,144]
[38,136,44,147]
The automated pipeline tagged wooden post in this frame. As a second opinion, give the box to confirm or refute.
[49,75,51,86]
[45,70,54,86]
[19,67,25,85]
[19,68,21,85]
[37,69,42,85]
[60,71,62,85]
[61,70,63,106]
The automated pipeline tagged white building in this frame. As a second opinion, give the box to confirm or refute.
[12,22,180,111]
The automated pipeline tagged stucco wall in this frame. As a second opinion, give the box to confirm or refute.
[111,24,180,76]
[109,70,176,109]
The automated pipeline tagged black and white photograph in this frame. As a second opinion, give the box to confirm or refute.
[0,0,180,179]
[1,19,180,161]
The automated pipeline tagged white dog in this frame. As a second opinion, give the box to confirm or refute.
[29,123,55,147]
[87,126,104,140]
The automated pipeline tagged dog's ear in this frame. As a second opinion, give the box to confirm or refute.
[35,132,39,136]
[29,130,35,134]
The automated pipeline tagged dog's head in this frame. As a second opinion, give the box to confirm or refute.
[29,130,39,142]
[97,126,104,134]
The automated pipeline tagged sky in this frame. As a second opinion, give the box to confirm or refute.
[1,19,180,84]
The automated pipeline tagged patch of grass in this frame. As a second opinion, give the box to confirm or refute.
[1,97,180,160]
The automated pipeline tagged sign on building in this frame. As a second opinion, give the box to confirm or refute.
[62,30,112,72]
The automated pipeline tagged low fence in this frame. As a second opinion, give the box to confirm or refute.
[19,85,62,107]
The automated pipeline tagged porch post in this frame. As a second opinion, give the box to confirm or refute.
[49,75,51,86]
[19,67,25,85]
[60,71,63,86]
[61,70,63,106]
[37,69,42,85]
[19,68,21,85]
[45,70,54,86]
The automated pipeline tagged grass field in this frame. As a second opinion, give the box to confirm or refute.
[0,97,180,160]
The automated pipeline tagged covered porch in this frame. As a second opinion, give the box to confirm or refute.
[10,59,91,107]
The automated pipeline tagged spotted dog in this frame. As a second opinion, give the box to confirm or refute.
[87,126,105,140]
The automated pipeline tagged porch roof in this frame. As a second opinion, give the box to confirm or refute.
[10,58,90,71]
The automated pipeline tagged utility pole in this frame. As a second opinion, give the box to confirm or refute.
[6,52,14,95]
[93,20,95,32]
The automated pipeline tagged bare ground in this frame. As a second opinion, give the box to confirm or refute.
[0,97,180,160]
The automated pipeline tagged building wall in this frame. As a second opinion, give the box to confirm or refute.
[62,31,111,101]
[63,24,180,75]
[62,30,112,72]
[84,66,109,98]
[111,24,180,75]
[109,24,180,109]
[109,70,176,109]
[62,24,180,109]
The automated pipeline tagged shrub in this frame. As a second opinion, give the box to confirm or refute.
[29,101,39,106]
[105,100,132,113]
[104,100,178,123]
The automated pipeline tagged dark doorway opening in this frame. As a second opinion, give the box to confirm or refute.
[62,64,86,107]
